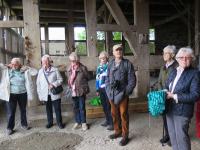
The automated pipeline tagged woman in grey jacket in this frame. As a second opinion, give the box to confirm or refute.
[36,55,65,129]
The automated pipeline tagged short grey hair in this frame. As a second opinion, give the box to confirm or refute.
[99,51,109,59]
[11,57,21,64]
[69,52,80,61]
[176,47,195,60]
[163,45,176,54]
[41,54,51,62]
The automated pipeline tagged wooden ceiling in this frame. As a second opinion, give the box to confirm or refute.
[4,0,194,26]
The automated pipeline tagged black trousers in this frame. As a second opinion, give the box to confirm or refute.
[162,113,169,137]
[6,93,28,130]
[46,95,63,125]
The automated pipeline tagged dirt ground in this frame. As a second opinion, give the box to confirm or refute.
[0,103,199,150]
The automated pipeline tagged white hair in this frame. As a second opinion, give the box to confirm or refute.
[41,54,51,62]
[11,57,21,64]
[163,45,176,54]
[69,52,80,61]
[176,47,195,60]
[99,51,109,59]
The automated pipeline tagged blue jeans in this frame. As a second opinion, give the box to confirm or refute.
[6,93,28,130]
[72,95,86,124]
[99,88,113,125]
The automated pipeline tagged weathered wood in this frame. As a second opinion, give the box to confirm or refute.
[195,0,199,56]
[153,9,188,27]
[134,0,150,97]
[104,0,137,55]
[86,98,148,119]
[44,23,49,55]
[0,21,24,28]
[84,0,97,57]
[97,24,136,32]
[22,0,41,106]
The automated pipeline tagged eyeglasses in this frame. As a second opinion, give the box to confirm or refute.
[177,57,192,60]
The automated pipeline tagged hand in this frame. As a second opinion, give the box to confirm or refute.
[96,92,99,96]
[166,91,174,99]
[49,84,54,89]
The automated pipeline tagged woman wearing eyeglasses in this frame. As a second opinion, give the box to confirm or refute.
[165,47,200,150]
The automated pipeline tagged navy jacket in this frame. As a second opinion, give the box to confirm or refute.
[105,58,136,105]
[165,66,200,119]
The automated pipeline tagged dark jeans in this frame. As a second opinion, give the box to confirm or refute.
[46,95,63,126]
[99,88,113,125]
[6,93,28,130]
[72,95,86,124]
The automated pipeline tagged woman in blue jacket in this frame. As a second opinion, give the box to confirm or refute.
[165,47,200,150]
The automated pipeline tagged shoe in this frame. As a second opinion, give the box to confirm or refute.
[72,123,81,130]
[101,121,108,127]
[107,125,114,131]
[167,140,172,147]
[58,123,65,129]
[46,124,53,129]
[82,123,88,131]
[160,135,170,143]
[6,129,14,135]
[109,133,121,139]
[21,125,30,130]
[119,138,129,146]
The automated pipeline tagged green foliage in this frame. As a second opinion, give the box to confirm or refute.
[113,32,122,40]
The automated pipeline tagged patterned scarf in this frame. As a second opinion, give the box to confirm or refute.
[68,63,79,87]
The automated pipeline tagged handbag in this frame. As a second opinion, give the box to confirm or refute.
[43,69,63,95]
[147,90,166,117]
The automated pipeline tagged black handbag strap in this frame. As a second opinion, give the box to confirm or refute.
[43,69,50,85]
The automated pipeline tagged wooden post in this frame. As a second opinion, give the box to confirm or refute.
[195,0,199,56]
[134,0,150,97]
[22,0,41,106]
[44,23,49,55]
[0,28,5,63]
[84,0,97,57]
[22,0,41,68]
[66,11,74,55]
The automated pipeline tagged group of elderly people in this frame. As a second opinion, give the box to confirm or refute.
[0,43,199,149]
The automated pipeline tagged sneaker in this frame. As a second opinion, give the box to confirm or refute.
[46,123,53,129]
[101,121,108,127]
[107,125,114,131]
[6,129,14,135]
[109,133,122,139]
[160,135,170,144]
[21,126,30,130]
[82,123,88,131]
[72,123,81,130]
[119,138,129,146]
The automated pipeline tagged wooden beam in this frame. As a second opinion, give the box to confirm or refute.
[0,21,24,28]
[12,3,84,13]
[84,0,97,57]
[195,0,199,56]
[97,24,136,32]
[104,0,137,55]
[153,8,188,27]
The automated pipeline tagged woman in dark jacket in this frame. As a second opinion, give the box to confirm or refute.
[165,47,200,150]
[158,45,178,145]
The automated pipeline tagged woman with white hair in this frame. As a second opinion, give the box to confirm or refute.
[165,47,200,150]
[96,51,113,130]
[67,52,90,131]
[158,45,178,145]
[36,54,65,129]
[0,58,37,135]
